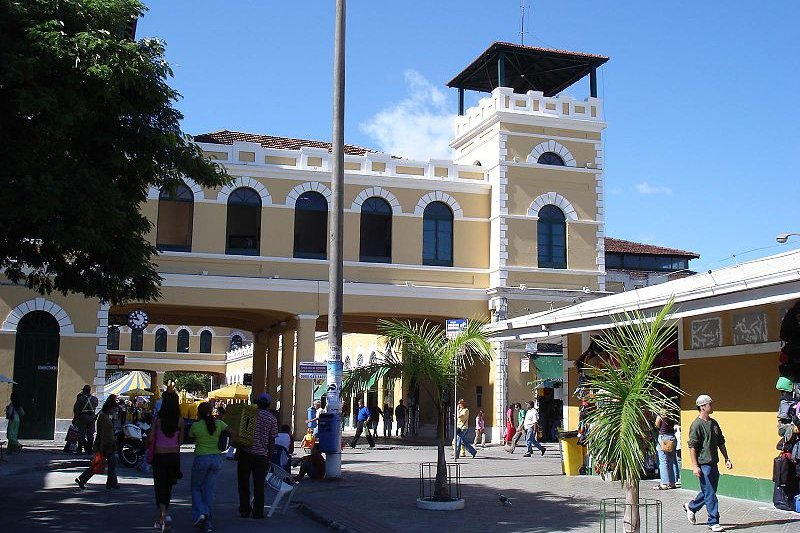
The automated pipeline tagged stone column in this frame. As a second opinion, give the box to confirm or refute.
[251,332,268,398]
[280,330,295,423]
[493,341,508,444]
[266,334,279,396]
[293,314,318,434]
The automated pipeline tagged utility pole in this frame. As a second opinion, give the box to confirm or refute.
[325,0,346,479]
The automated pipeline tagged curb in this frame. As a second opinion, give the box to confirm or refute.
[295,501,358,533]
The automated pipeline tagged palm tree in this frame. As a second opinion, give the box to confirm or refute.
[342,318,494,500]
[582,300,682,533]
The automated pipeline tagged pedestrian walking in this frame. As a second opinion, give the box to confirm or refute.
[369,403,382,434]
[509,402,527,453]
[190,401,228,532]
[394,399,408,438]
[73,384,98,455]
[504,403,515,446]
[75,395,119,490]
[474,409,486,448]
[683,394,733,533]
[383,403,393,437]
[150,391,184,531]
[522,400,546,458]
[654,412,679,490]
[349,399,375,448]
[5,392,24,453]
[454,399,478,459]
[236,393,278,519]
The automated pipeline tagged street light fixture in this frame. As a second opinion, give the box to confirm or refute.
[776,233,800,244]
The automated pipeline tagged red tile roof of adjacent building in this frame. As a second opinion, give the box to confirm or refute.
[605,238,699,258]
[192,130,376,156]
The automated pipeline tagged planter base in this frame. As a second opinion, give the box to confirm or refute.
[415,497,465,511]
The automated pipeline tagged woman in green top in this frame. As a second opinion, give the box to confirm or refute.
[189,402,230,532]
[5,392,24,453]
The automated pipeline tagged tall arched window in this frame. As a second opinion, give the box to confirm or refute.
[537,152,565,166]
[156,183,194,252]
[177,329,190,353]
[359,197,392,263]
[293,191,328,259]
[154,328,167,352]
[422,201,453,266]
[538,205,567,269]
[230,335,243,350]
[107,326,120,350]
[200,330,212,353]
[226,187,261,255]
[130,329,143,351]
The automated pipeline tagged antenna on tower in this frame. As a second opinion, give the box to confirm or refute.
[520,0,530,45]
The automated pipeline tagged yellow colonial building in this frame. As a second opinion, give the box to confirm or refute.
[1,42,610,442]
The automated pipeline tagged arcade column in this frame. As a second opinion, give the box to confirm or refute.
[293,314,318,434]
[280,330,295,421]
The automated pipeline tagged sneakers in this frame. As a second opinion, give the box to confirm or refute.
[541,447,547,456]
[522,453,532,457]
[74,477,85,490]
[683,503,696,525]
[708,525,725,532]
[193,514,206,530]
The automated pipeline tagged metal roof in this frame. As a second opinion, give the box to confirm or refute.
[447,42,609,96]
[488,249,800,340]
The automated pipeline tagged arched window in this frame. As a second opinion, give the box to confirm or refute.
[230,335,243,350]
[177,329,190,353]
[422,201,453,266]
[226,187,261,255]
[200,330,212,353]
[156,183,194,252]
[537,152,565,166]
[154,328,167,352]
[107,326,120,350]
[359,197,392,263]
[293,191,328,259]
[130,329,143,351]
[538,205,567,269]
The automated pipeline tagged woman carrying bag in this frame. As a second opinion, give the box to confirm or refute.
[189,402,231,532]
[654,413,679,489]
[75,395,119,490]
[149,391,184,531]
[5,392,24,453]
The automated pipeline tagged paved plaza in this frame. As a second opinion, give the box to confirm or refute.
[2,439,799,532]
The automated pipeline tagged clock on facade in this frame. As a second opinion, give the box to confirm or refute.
[127,309,149,331]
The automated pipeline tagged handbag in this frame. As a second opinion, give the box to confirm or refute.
[145,419,157,465]
[217,428,231,452]
[660,437,676,453]
[90,452,106,474]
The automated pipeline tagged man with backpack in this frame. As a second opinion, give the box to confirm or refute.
[72,385,98,455]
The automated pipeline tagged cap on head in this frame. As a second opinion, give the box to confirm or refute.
[695,394,713,407]
[258,393,272,405]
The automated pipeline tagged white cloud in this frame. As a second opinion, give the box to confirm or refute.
[359,70,455,161]
[635,182,673,195]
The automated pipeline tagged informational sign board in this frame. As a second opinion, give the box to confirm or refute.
[107,353,125,366]
[445,318,468,339]
[299,362,327,380]
[521,358,530,373]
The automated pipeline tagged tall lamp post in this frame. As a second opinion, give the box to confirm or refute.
[325,0,346,479]
[776,233,800,244]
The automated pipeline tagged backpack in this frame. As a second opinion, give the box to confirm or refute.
[774,484,795,511]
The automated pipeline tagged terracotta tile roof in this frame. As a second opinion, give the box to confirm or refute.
[192,130,376,156]
[605,237,699,258]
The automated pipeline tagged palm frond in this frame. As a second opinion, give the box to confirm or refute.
[583,298,683,484]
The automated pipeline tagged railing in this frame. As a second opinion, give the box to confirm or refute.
[227,343,254,361]
[454,87,603,138]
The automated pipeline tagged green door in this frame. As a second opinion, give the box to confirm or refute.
[13,311,60,439]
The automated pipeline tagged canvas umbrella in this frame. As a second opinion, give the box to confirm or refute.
[104,371,152,396]
[207,383,251,400]
[122,388,153,397]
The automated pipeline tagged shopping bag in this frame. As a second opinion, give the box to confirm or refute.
[90,452,106,474]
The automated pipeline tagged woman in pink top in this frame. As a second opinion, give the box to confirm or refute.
[150,391,184,531]
[474,409,486,448]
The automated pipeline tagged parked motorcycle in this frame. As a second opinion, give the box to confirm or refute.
[117,413,151,468]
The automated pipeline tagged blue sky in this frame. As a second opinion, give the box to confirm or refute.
[139,1,799,273]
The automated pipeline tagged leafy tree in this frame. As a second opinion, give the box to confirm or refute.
[0,0,229,304]
[165,371,211,396]
[343,318,494,501]
[583,300,682,533]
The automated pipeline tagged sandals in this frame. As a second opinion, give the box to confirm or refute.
[653,484,677,490]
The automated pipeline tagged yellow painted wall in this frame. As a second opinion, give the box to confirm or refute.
[506,166,597,219]
[505,135,597,168]
[500,123,602,141]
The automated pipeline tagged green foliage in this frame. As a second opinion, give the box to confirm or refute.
[583,299,682,485]
[164,371,210,395]
[0,0,229,304]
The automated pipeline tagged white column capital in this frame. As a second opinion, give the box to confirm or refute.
[295,314,320,321]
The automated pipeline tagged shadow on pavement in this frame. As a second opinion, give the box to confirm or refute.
[725,518,800,530]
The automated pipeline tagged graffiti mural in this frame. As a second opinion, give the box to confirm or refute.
[733,311,768,345]
[691,317,722,349]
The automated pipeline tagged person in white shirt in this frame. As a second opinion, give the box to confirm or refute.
[522,400,546,458]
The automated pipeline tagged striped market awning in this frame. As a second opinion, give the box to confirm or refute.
[105,371,152,397]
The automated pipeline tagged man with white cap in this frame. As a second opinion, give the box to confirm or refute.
[683,394,733,532]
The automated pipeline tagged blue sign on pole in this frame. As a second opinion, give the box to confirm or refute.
[446,318,468,339]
